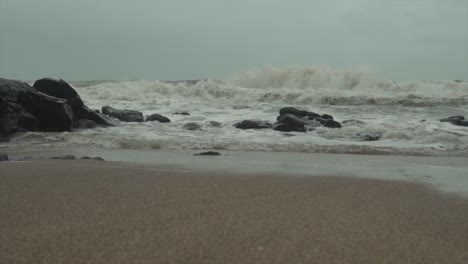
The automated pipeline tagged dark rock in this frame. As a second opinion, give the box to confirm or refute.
[450,119,468,127]
[323,119,342,128]
[194,151,221,156]
[1,78,73,137]
[279,107,308,117]
[183,122,202,130]
[234,120,272,129]
[208,121,221,127]
[279,107,322,120]
[33,78,116,127]
[81,156,105,161]
[273,123,306,132]
[102,106,144,122]
[439,116,464,123]
[50,155,76,160]
[0,154,8,161]
[75,119,97,129]
[174,112,190,116]
[321,114,334,120]
[277,114,306,128]
[146,113,171,123]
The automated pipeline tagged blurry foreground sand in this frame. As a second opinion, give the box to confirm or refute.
[1,160,467,264]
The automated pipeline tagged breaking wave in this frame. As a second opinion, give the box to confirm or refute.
[75,65,468,107]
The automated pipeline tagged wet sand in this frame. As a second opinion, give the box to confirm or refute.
[1,160,467,264]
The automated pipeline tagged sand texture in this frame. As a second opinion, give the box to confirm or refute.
[1,160,467,264]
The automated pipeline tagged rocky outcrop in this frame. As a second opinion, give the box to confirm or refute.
[146,113,170,123]
[102,106,144,122]
[234,120,272,129]
[1,78,74,137]
[33,78,116,127]
[276,107,341,130]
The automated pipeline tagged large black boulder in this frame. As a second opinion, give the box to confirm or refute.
[33,78,115,127]
[1,78,73,137]
[234,120,272,129]
[102,106,144,122]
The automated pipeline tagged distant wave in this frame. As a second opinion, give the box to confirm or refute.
[74,65,468,107]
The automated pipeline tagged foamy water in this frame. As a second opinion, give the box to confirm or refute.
[5,66,468,156]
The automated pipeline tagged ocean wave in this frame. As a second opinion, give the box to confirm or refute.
[75,65,468,107]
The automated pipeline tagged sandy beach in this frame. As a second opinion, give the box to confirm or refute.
[1,159,467,264]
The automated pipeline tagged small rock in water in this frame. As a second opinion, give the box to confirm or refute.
[439,116,465,122]
[81,156,105,161]
[450,119,468,127]
[439,116,468,127]
[102,106,144,122]
[146,113,171,123]
[323,119,342,128]
[50,155,76,160]
[234,120,272,129]
[0,154,8,161]
[321,114,334,120]
[208,121,222,127]
[194,151,221,156]
[174,112,190,116]
[183,122,202,130]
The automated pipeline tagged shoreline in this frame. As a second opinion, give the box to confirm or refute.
[3,147,468,197]
[1,159,467,263]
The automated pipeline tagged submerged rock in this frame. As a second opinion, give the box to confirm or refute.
[50,155,76,160]
[146,113,171,123]
[194,151,221,156]
[323,119,342,128]
[183,122,202,130]
[174,112,190,116]
[102,106,144,122]
[234,120,272,129]
[439,116,468,127]
[439,116,464,123]
[208,121,222,127]
[81,156,105,161]
[0,154,8,161]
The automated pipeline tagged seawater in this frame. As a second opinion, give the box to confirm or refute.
[6,65,468,156]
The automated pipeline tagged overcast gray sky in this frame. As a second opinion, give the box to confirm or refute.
[1,0,467,81]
